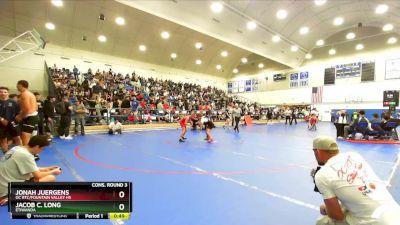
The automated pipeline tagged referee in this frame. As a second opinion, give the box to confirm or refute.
[0,87,21,153]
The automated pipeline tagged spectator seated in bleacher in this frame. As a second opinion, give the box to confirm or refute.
[127,112,136,124]
[352,110,372,138]
[49,64,261,126]
[344,111,360,139]
[369,113,385,139]
[86,111,100,125]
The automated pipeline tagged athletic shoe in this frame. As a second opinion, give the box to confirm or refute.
[182,137,187,140]
[64,136,73,140]
[59,135,65,139]
[179,139,185,143]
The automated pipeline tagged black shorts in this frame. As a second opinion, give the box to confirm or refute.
[21,115,39,134]
[0,122,21,138]
[204,121,215,129]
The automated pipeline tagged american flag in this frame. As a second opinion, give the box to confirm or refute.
[311,86,323,104]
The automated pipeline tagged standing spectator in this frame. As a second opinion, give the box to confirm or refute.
[43,96,56,138]
[56,97,73,140]
[0,87,21,153]
[73,65,79,81]
[337,112,348,124]
[73,100,86,136]
[15,80,39,146]
[290,108,298,125]
[228,104,234,126]
[108,119,123,135]
[34,92,44,135]
[131,97,139,112]
[285,108,292,125]
[232,104,242,133]
[267,108,273,124]
[121,96,131,115]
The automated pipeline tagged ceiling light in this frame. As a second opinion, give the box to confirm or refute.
[355,44,364,50]
[388,37,397,44]
[195,42,203,49]
[45,22,55,30]
[276,9,287,20]
[221,51,228,57]
[210,2,223,13]
[346,32,355,40]
[272,35,280,43]
[375,4,388,14]
[115,17,125,25]
[329,48,336,55]
[291,46,299,52]
[161,31,170,39]
[314,0,326,6]
[247,21,257,30]
[170,53,177,59]
[196,59,202,65]
[139,45,146,52]
[51,0,63,7]
[316,39,324,46]
[233,68,239,74]
[333,17,344,26]
[216,64,222,70]
[299,26,309,35]
[241,57,248,64]
[305,53,312,59]
[383,24,393,32]
[258,63,264,69]
[98,35,106,42]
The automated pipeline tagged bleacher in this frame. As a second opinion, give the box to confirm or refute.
[48,64,262,126]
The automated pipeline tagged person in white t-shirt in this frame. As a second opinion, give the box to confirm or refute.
[311,136,400,225]
[0,135,62,205]
[311,108,319,117]
[284,108,292,125]
[108,119,123,135]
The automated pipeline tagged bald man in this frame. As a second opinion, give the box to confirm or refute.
[311,136,400,225]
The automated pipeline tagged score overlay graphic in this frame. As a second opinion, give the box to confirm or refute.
[8,182,132,220]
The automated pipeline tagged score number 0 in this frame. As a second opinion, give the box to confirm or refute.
[118,191,125,211]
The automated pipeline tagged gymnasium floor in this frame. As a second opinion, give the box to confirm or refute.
[1,122,399,225]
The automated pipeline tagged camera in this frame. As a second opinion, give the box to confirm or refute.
[311,166,321,193]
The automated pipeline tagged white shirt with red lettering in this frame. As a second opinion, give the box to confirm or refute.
[315,152,400,225]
